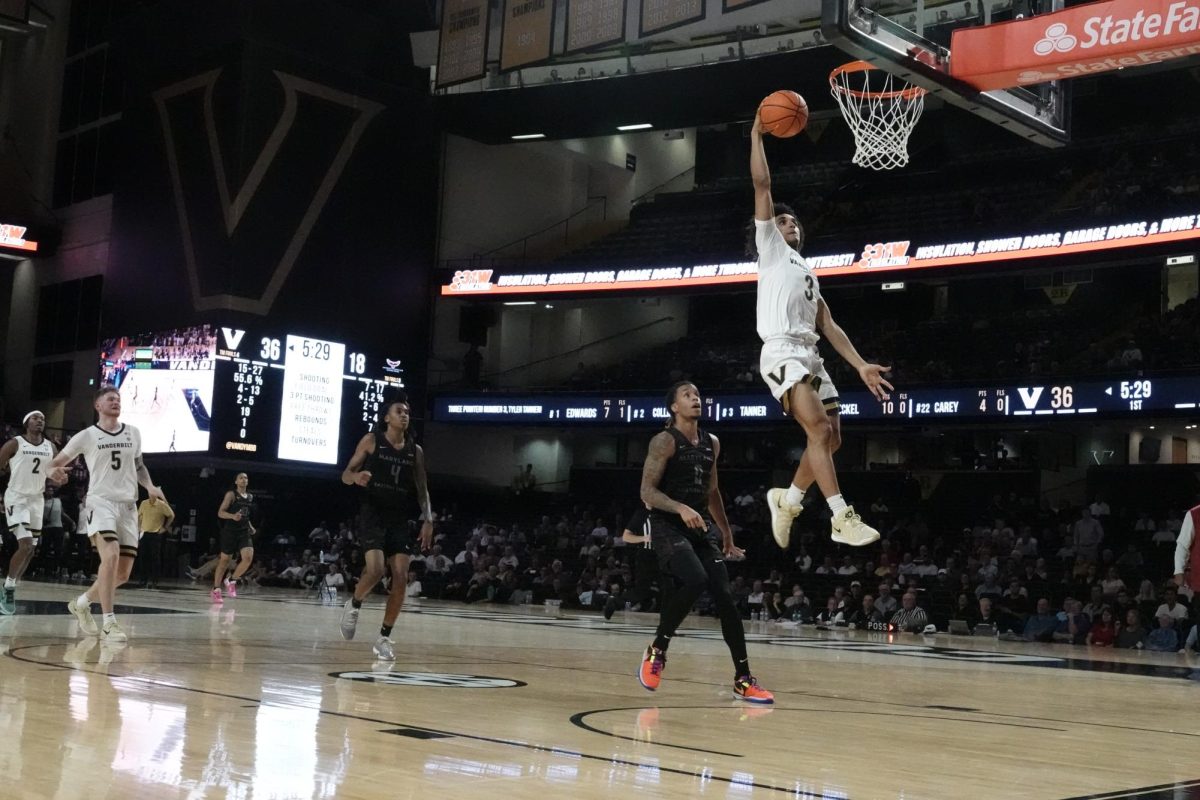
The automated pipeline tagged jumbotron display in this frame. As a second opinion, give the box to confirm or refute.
[432,375,1199,425]
[101,326,406,464]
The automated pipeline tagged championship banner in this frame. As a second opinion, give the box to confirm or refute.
[436,0,490,88]
[565,0,626,54]
[501,0,556,72]
[722,0,770,11]
[640,0,705,37]
[951,0,1200,89]
[442,211,1200,295]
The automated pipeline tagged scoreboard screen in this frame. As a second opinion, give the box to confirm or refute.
[100,326,218,454]
[101,325,406,465]
[432,375,1200,425]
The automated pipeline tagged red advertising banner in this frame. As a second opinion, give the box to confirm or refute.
[951,0,1200,90]
[0,223,38,253]
[441,212,1200,295]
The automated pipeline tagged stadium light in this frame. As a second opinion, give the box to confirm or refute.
[511,133,545,140]
[617,123,653,131]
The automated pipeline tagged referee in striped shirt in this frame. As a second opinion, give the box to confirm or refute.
[888,591,929,632]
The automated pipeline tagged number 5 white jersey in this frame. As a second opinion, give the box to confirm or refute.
[6,436,53,495]
[754,219,821,344]
[60,424,142,503]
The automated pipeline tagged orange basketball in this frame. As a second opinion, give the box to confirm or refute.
[758,90,808,138]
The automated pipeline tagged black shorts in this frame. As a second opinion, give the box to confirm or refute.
[648,515,722,574]
[358,503,416,558]
[220,526,253,555]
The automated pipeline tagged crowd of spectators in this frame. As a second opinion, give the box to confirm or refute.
[152,483,1200,658]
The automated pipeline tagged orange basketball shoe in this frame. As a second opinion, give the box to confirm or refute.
[638,645,666,691]
[733,675,774,704]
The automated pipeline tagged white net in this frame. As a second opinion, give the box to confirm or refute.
[830,62,926,171]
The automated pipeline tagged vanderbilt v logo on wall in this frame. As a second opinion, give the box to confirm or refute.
[153,69,383,315]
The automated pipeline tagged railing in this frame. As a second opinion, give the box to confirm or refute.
[456,196,609,266]
[632,166,696,206]
[485,315,676,386]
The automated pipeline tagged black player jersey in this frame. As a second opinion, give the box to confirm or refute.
[363,432,417,510]
[223,492,254,532]
[652,427,714,519]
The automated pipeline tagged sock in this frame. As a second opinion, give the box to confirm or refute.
[652,634,671,652]
[4,577,15,589]
[77,592,91,608]
[734,657,750,680]
[380,624,393,638]
[351,598,363,610]
[828,494,848,516]
[785,484,806,508]
[102,612,116,626]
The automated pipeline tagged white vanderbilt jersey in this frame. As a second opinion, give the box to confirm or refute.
[7,436,53,495]
[755,218,821,344]
[60,424,142,503]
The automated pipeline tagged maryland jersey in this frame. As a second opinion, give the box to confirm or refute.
[649,427,715,523]
[61,424,142,503]
[6,436,53,495]
[362,432,417,511]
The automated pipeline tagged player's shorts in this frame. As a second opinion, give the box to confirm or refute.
[358,503,417,558]
[4,489,44,540]
[219,525,254,555]
[83,496,140,557]
[648,515,723,572]
[759,339,839,415]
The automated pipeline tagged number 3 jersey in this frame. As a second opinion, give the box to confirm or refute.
[60,424,143,503]
[755,218,821,345]
[6,436,53,495]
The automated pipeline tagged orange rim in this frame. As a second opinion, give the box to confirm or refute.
[829,61,927,102]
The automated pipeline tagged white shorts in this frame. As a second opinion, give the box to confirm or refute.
[84,496,140,557]
[759,339,840,414]
[4,489,44,540]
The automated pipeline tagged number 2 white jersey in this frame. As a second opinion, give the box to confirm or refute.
[60,424,142,503]
[754,219,821,344]
[6,436,53,495]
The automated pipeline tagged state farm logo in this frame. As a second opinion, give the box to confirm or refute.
[1034,22,1077,56]
[449,269,495,292]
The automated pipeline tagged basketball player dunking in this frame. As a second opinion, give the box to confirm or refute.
[750,110,893,549]
[637,382,773,704]
[211,473,256,604]
[0,411,59,614]
[338,398,434,661]
[50,386,167,642]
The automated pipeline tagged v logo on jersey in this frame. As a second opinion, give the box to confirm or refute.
[153,69,383,315]
[1016,386,1044,409]
[766,365,788,386]
[220,327,246,350]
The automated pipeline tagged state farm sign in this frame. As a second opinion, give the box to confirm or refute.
[950,0,1200,90]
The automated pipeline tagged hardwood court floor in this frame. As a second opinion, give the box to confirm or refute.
[1,582,1199,799]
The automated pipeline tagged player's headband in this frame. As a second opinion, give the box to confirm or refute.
[22,410,44,425]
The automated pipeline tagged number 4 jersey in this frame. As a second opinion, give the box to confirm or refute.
[6,436,53,495]
[60,424,143,503]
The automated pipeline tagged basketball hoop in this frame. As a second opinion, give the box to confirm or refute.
[829,61,927,171]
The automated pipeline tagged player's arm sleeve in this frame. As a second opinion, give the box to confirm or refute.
[1175,513,1195,576]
